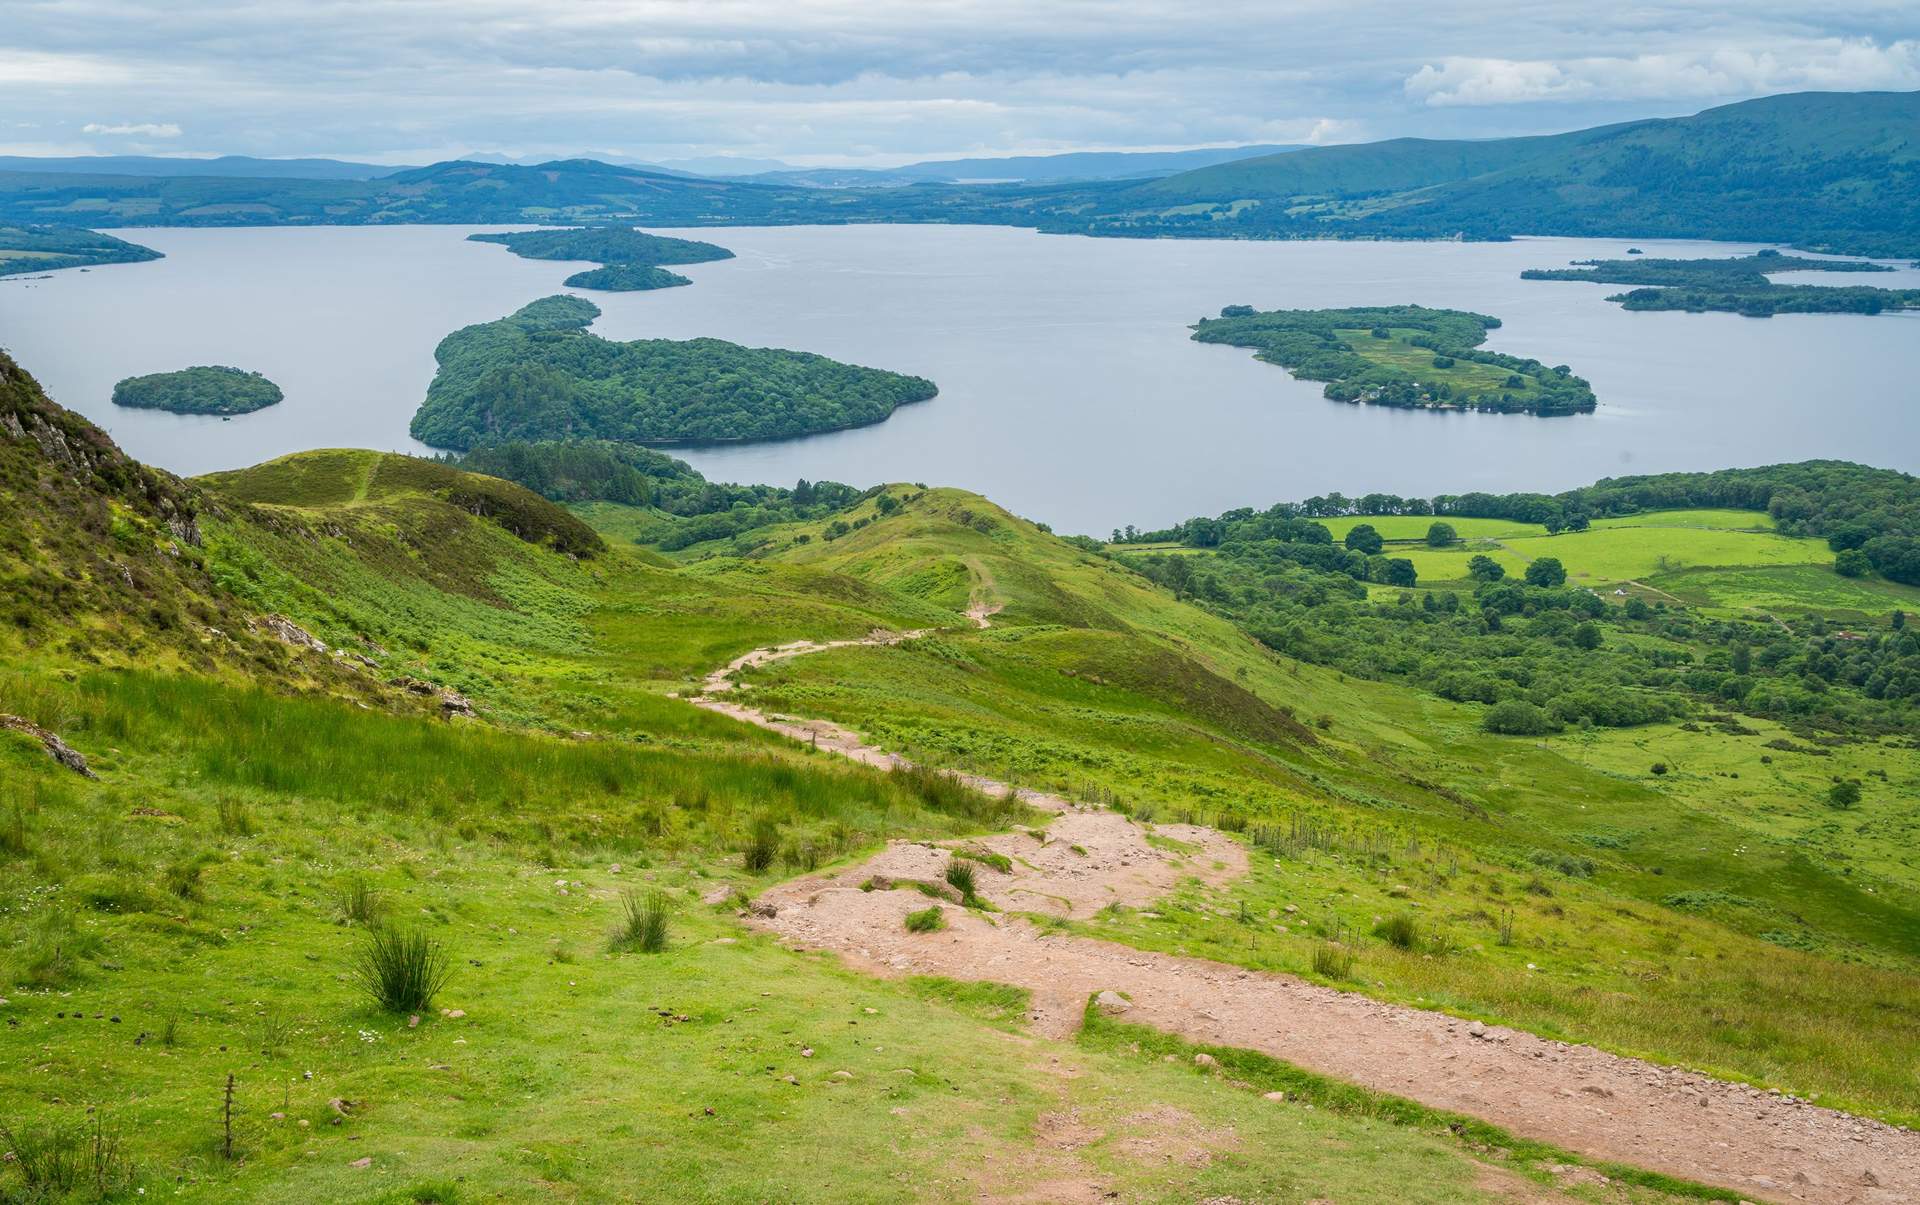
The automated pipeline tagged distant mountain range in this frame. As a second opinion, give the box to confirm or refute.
[730,144,1306,186]
[0,92,1912,255]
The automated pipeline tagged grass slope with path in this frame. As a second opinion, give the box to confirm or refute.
[3,344,1917,1200]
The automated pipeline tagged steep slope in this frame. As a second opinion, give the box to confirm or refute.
[0,350,277,674]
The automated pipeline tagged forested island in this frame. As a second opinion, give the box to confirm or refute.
[0,224,161,277]
[467,226,733,292]
[1523,249,1920,316]
[110,365,284,415]
[1191,305,1597,416]
[410,295,938,450]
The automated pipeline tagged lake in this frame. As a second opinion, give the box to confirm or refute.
[3,223,1916,534]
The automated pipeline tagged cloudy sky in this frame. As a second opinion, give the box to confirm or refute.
[4,0,1916,166]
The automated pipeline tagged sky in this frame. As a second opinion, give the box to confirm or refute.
[3,0,1917,166]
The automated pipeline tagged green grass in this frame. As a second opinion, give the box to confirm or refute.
[1652,563,1920,616]
[0,670,1666,1204]
[1502,526,1832,585]
[1338,325,1529,394]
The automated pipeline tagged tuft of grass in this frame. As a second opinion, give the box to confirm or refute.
[0,1111,132,1200]
[164,854,210,901]
[1,795,28,856]
[256,1010,296,1055]
[904,906,946,933]
[16,908,103,988]
[943,858,978,902]
[742,818,779,874]
[1312,943,1355,980]
[350,925,452,1013]
[612,889,671,953]
[215,795,254,836]
[1373,914,1420,950]
[335,876,383,925]
[957,847,1012,874]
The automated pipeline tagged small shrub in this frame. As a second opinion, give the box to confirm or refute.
[350,926,452,1013]
[1495,910,1516,947]
[904,906,946,933]
[612,889,670,953]
[1528,849,1595,878]
[1311,944,1354,979]
[1373,914,1420,950]
[1650,762,1668,776]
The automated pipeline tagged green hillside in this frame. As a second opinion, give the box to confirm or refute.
[1065,91,1920,255]
[4,347,1920,1199]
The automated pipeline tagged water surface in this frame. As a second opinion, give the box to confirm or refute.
[2,223,1914,533]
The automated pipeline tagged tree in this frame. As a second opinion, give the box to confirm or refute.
[1571,622,1603,650]
[1467,554,1505,582]
[1482,699,1557,735]
[1425,521,1456,547]
[1382,558,1417,588]
[1344,523,1384,555]
[1731,643,1752,674]
[1827,780,1862,809]
[1834,548,1870,577]
[1524,557,1567,588]
[1624,596,1651,621]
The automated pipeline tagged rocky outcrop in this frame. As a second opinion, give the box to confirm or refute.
[1,714,97,778]
[388,676,477,718]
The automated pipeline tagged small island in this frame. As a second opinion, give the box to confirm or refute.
[1523,249,1920,316]
[1191,304,1596,416]
[467,226,733,292]
[111,365,284,415]
[410,295,938,450]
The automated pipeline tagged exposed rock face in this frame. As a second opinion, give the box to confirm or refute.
[255,614,327,653]
[1,715,97,778]
[388,676,477,718]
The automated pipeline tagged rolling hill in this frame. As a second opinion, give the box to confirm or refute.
[1067,90,1920,255]
[2,92,1913,253]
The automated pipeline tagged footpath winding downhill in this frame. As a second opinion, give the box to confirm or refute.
[691,618,1918,1205]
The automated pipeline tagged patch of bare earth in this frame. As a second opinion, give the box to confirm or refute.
[704,634,1920,1205]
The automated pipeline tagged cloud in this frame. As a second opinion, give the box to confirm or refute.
[1405,39,1920,107]
[2,3,1915,161]
[83,121,183,137]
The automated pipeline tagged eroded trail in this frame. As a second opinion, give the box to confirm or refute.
[697,628,1919,1204]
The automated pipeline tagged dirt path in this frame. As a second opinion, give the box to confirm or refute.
[694,628,1920,1204]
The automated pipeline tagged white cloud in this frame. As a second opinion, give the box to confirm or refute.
[83,121,184,137]
[1406,39,1920,107]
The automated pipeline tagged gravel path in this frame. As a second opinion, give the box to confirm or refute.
[698,629,1920,1204]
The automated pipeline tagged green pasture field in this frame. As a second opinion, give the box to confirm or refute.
[1338,326,1531,395]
